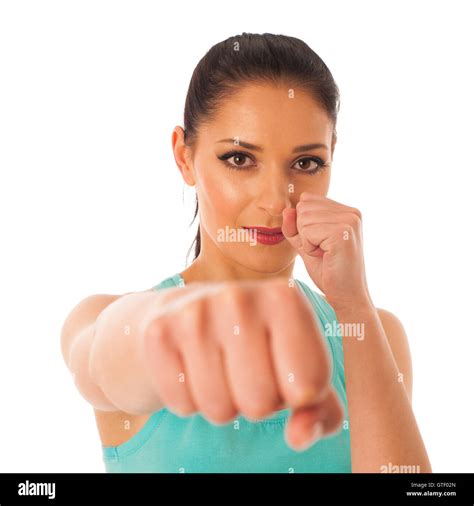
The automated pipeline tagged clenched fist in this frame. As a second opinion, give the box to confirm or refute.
[142,278,344,451]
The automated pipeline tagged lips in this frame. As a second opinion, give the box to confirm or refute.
[242,226,282,235]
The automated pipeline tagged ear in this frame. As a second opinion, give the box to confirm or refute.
[172,126,196,186]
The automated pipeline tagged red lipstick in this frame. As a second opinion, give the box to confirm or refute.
[242,226,285,245]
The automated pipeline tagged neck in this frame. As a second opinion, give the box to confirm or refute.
[180,231,295,285]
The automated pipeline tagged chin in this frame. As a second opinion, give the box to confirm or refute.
[230,249,295,276]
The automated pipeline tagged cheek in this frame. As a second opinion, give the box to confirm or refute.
[197,166,247,226]
[294,173,330,199]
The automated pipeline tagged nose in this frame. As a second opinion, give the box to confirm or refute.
[255,166,294,218]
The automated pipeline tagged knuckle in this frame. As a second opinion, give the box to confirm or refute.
[179,299,202,324]
[220,283,252,311]
[144,317,170,347]
[288,384,313,407]
[263,280,308,317]
[179,300,206,339]
[287,283,313,313]
[289,379,330,408]
[296,200,306,213]
[265,278,293,301]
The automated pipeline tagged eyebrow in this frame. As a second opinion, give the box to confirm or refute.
[216,138,329,153]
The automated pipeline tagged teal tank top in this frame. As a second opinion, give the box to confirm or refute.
[101,273,352,473]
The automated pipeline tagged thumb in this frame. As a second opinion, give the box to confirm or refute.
[282,207,303,251]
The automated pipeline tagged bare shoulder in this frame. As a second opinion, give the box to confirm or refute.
[375,307,414,403]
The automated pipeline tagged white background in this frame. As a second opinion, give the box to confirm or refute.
[0,0,473,472]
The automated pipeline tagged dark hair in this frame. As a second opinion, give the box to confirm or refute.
[183,32,340,264]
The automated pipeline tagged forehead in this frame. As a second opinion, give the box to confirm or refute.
[198,81,333,150]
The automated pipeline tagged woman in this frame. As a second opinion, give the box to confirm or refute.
[61,32,431,473]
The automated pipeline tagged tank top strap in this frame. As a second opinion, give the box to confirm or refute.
[294,279,347,393]
[151,273,184,291]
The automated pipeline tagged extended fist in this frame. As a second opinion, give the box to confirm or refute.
[143,278,344,451]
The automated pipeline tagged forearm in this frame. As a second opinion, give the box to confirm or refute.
[334,303,431,473]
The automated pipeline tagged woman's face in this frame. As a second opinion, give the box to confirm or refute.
[173,81,336,275]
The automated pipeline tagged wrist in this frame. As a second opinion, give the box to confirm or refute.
[327,294,376,317]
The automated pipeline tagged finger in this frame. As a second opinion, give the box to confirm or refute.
[297,209,355,225]
[284,387,344,451]
[282,207,298,236]
[143,317,198,416]
[215,285,283,420]
[296,192,361,214]
[282,207,303,251]
[299,193,362,218]
[261,282,333,409]
[299,223,355,257]
[298,223,333,256]
[176,297,238,425]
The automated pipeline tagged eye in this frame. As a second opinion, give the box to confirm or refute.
[217,150,255,170]
[292,156,328,175]
[217,151,329,175]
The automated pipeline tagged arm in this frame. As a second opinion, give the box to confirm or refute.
[60,289,179,415]
[334,302,431,473]
[376,308,413,404]
[60,293,126,411]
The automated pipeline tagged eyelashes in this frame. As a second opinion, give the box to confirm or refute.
[216,150,329,176]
